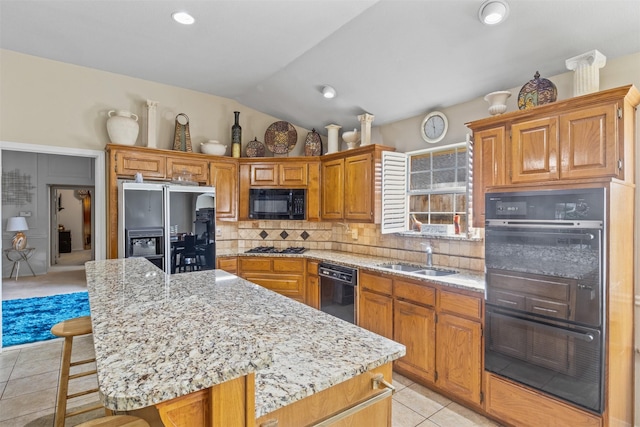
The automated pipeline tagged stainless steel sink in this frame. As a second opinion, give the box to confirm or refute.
[377,263,458,276]
[378,263,423,272]
[412,268,458,277]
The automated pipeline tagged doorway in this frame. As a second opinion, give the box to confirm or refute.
[50,186,95,267]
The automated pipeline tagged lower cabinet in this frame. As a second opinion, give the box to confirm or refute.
[359,272,393,340]
[216,256,237,274]
[238,257,305,303]
[359,270,483,408]
[306,260,320,309]
[485,373,601,427]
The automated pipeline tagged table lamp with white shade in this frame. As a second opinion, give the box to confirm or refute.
[7,216,28,250]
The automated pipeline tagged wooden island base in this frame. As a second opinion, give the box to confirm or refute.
[256,363,393,427]
[127,364,394,427]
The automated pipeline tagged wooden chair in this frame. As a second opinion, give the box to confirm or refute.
[51,316,105,427]
[75,415,150,427]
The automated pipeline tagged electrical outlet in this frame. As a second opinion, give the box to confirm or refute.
[351,229,358,240]
[216,228,222,236]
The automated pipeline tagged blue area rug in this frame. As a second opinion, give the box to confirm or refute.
[2,292,90,347]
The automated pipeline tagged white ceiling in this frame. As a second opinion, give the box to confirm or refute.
[1,0,639,133]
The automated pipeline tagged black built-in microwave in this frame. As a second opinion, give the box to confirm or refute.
[249,189,306,220]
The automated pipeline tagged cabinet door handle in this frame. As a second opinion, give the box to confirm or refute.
[310,385,393,427]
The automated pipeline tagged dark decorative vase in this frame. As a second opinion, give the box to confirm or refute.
[231,111,242,158]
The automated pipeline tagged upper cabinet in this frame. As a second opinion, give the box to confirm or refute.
[467,85,640,226]
[246,161,309,187]
[320,145,395,223]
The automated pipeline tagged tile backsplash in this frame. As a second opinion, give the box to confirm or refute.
[216,220,485,272]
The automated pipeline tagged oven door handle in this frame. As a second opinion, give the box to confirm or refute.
[486,230,596,240]
[486,220,603,229]
[489,309,597,343]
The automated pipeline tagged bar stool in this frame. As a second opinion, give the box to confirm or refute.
[51,316,105,427]
[75,415,150,427]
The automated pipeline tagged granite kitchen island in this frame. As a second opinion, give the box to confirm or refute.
[85,258,405,426]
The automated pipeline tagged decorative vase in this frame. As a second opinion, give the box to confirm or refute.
[106,110,139,145]
[231,111,242,158]
[325,124,341,154]
[200,140,227,156]
[484,91,512,115]
[517,71,557,110]
[304,129,322,156]
[342,129,360,150]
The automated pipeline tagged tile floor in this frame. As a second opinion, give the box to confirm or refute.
[0,335,502,427]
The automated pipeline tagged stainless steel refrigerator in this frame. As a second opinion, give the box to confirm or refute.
[118,182,216,273]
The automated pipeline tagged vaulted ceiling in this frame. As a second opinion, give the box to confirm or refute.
[1,0,639,132]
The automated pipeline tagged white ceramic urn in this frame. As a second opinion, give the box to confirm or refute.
[484,91,512,115]
[107,110,139,145]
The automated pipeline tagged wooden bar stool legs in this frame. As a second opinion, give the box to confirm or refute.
[51,316,105,427]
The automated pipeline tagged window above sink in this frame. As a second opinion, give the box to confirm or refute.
[381,136,473,238]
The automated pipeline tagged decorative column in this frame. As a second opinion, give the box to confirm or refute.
[146,100,159,148]
[565,50,606,97]
[358,113,375,146]
[325,124,341,154]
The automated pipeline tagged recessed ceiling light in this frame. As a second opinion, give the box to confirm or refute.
[172,11,195,25]
[478,0,509,25]
[322,85,337,99]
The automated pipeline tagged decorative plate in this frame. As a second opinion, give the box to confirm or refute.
[265,121,297,154]
[246,137,266,157]
[304,128,322,156]
[518,71,557,110]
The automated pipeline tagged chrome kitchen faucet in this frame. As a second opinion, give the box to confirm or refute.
[420,242,433,268]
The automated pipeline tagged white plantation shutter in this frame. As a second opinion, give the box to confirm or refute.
[381,151,408,234]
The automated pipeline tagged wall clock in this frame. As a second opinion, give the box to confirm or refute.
[420,111,448,143]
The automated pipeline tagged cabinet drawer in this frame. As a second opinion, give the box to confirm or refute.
[217,257,237,274]
[238,257,272,272]
[439,290,482,320]
[394,280,436,307]
[273,258,305,273]
[360,272,392,296]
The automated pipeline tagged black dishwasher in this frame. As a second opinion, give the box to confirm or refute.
[318,263,358,324]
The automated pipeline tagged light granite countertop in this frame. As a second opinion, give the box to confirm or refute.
[85,257,406,417]
[220,248,486,293]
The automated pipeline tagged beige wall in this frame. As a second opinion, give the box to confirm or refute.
[0,49,314,155]
[377,52,640,151]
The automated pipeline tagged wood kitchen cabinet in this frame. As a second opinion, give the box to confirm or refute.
[113,148,167,179]
[209,159,238,220]
[105,144,238,259]
[358,269,484,408]
[238,256,306,303]
[467,85,640,227]
[237,158,321,221]
[393,279,436,383]
[320,144,394,223]
[359,271,393,340]
[436,289,483,407]
[216,256,237,274]
[246,161,308,186]
[306,260,320,309]
[167,156,209,183]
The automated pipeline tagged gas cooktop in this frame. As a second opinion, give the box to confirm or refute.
[245,246,307,254]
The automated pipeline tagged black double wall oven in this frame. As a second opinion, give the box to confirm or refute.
[484,188,606,413]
